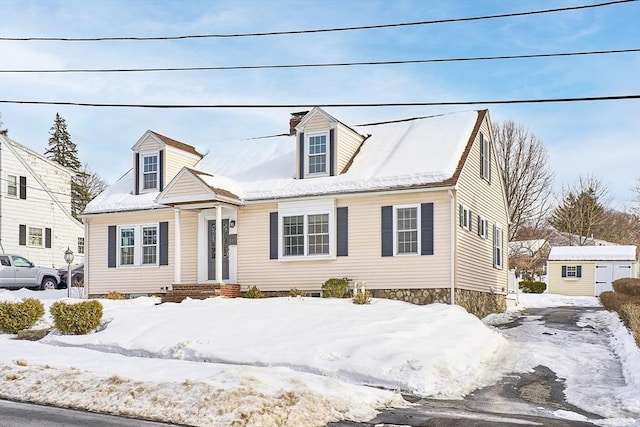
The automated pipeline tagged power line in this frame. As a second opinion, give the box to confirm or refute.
[1,0,635,42]
[2,48,637,74]
[0,95,638,109]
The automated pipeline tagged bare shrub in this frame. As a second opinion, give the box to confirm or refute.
[612,278,640,296]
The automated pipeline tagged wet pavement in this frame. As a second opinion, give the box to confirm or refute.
[330,306,622,426]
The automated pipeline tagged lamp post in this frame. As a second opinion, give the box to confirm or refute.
[64,247,74,298]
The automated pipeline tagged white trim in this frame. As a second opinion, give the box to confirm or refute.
[494,224,504,269]
[27,226,44,248]
[197,207,237,284]
[277,198,336,261]
[478,215,489,240]
[6,173,17,198]
[393,204,420,256]
[116,223,159,267]
[304,131,330,178]
[174,208,181,284]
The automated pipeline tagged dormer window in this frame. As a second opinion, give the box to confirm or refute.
[142,154,158,190]
[306,132,329,176]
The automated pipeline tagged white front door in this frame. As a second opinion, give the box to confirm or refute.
[595,264,613,296]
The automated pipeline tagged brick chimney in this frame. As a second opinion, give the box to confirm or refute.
[289,111,309,135]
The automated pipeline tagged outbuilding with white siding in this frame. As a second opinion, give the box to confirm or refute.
[547,245,638,296]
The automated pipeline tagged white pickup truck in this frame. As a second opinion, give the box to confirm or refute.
[0,254,60,290]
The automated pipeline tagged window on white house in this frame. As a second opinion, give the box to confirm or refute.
[494,225,504,269]
[477,215,489,239]
[7,175,17,197]
[118,225,159,266]
[28,227,43,247]
[307,214,329,255]
[396,206,419,254]
[142,154,158,190]
[77,237,85,254]
[307,133,328,175]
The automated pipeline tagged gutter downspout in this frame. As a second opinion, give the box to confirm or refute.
[448,188,456,305]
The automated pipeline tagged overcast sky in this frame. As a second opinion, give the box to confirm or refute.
[1,0,638,209]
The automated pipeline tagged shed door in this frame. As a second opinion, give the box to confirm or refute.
[595,264,613,296]
[613,264,633,282]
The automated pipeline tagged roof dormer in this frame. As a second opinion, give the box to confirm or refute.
[131,130,203,195]
[294,107,365,180]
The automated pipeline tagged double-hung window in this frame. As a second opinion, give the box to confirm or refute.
[142,154,158,190]
[279,199,334,259]
[477,215,489,239]
[395,205,419,254]
[28,227,43,247]
[307,133,328,176]
[118,224,159,266]
[494,225,504,269]
[460,205,472,232]
[77,237,85,254]
[7,175,17,197]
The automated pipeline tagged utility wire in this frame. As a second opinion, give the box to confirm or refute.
[1,0,635,41]
[0,95,638,109]
[2,48,637,74]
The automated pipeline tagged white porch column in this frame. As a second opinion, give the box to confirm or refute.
[174,208,181,284]
[216,205,223,284]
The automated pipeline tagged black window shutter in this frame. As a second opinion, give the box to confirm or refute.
[469,210,473,230]
[337,207,348,256]
[487,138,492,184]
[477,215,482,236]
[298,132,305,179]
[19,176,27,199]
[134,153,140,195]
[108,225,117,268]
[576,265,582,278]
[458,204,463,227]
[479,134,485,179]
[45,228,52,248]
[562,265,567,278]
[421,203,434,255]
[381,206,393,257]
[329,129,335,176]
[159,221,169,265]
[492,224,497,267]
[19,224,26,245]
[159,150,164,191]
[269,212,278,259]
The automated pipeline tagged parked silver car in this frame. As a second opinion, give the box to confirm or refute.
[0,254,60,290]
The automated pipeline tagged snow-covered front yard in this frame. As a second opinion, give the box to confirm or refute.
[0,289,638,426]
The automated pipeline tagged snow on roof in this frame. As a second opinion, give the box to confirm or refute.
[85,110,479,213]
[548,245,638,261]
[192,110,478,200]
[83,169,164,214]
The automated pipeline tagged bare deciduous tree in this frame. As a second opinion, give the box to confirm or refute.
[549,176,607,245]
[492,120,554,240]
[73,163,107,217]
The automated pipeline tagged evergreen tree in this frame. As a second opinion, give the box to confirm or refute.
[0,113,7,136]
[45,113,80,172]
[549,176,606,245]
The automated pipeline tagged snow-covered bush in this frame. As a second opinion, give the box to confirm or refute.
[50,300,103,335]
[0,298,44,334]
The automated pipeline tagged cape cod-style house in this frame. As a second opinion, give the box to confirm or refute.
[0,133,84,268]
[82,108,509,317]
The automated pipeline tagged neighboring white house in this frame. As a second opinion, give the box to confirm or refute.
[0,134,84,268]
[547,245,639,296]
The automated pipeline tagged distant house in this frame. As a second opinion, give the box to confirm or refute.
[508,239,551,281]
[0,134,84,267]
[547,245,639,296]
[82,108,510,317]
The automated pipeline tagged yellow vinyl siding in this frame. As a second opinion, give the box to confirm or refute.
[164,146,201,182]
[547,261,595,296]
[455,115,509,294]
[86,209,174,295]
[165,174,210,198]
[237,191,451,292]
[336,122,364,174]
[302,114,333,133]
[137,135,162,153]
